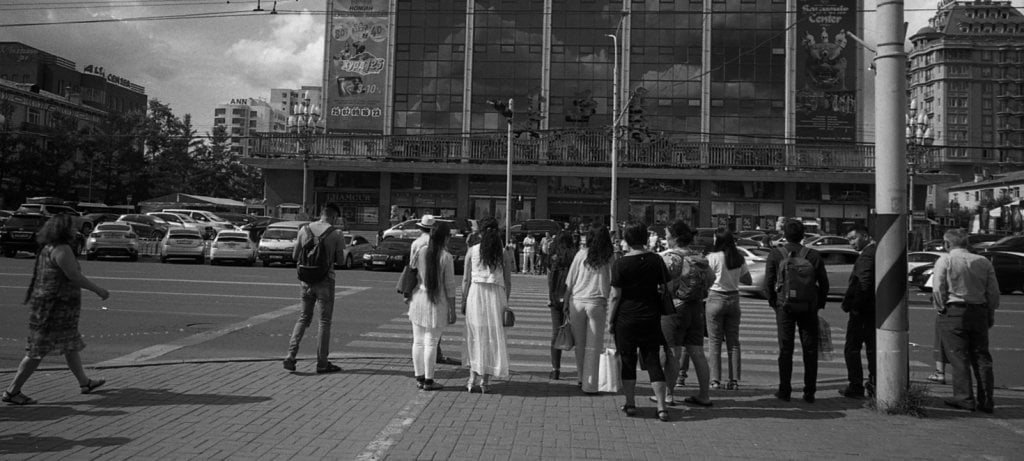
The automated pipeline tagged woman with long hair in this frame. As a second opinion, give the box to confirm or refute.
[705,227,749,390]
[607,222,673,421]
[3,215,110,405]
[461,217,515,393]
[408,222,457,391]
[545,231,577,380]
[564,225,614,394]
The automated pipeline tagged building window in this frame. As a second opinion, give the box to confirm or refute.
[215,108,226,115]
[26,107,40,125]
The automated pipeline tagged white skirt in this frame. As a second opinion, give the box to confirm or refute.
[463,281,509,378]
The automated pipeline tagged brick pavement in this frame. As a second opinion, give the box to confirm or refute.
[2,356,1022,460]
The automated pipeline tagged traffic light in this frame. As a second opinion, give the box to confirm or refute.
[513,195,524,210]
[487,99,513,119]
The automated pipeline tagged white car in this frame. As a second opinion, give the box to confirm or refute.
[800,235,850,250]
[148,212,215,239]
[381,218,456,240]
[737,246,772,298]
[210,230,257,265]
[908,251,944,271]
[160,228,206,264]
[258,220,308,267]
[84,222,139,261]
[162,209,236,232]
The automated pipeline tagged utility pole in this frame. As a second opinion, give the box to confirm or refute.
[873,0,909,409]
[606,32,619,232]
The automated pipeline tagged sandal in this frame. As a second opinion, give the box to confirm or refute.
[2,391,37,405]
[683,396,713,407]
[927,371,946,384]
[657,410,670,422]
[80,378,106,394]
[710,380,722,390]
[726,380,739,390]
[620,404,638,416]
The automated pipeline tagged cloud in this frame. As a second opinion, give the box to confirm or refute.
[224,12,325,90]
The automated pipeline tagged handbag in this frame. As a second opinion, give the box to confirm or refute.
[658,282,676,316]
[503,308,516,327]
[553,319,574,351]
[598,348,621,393]
[395,265,418,298]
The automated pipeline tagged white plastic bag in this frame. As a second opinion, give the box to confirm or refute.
[598,348,621,393]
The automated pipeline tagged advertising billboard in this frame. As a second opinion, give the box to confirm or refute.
[795,0,857,143]
[325,0,390,132]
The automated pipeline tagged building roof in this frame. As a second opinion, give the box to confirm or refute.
[140,193,246,208]
[947,170,1024,191]
[912,0,1024,39]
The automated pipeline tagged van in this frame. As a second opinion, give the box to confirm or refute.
[257,220,309,267]
[162,209,236,232]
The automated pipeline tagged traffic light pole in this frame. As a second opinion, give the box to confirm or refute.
[873,0,910,409]
[505,98,513,246]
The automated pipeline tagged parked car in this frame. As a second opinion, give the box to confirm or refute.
[908,251,944,271]
[240,216,286,243]
[159,228,206,264]
[214,212,262,229]
[16,203,93,233]
[737,246,773,298]
[209,230,257,265]
[162,209,236,232]
[82,213,121,228]
[84,222,139,261]
[337,234,374,269]
[0,213,48,257]
[509,219,566,240]
[257,220,309,267]
[801,235,852,250]
[983,251,1024,295]
[771,233,820,247]
[981,235,1024,253]
[381,218,456,240]
[117,214,170,239]
[363,238,414,271]
[817,247,860,297]
[148,212,215,239]
[922,239,946,252]
[968,233,1004,252]
[0,210,13,225]
[693,227,717,252]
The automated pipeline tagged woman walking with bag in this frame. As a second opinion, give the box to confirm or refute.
[462,217,515,393]
[546,231,576,380]
[608,223,673,421]
[408,222,457,391]
[565,225,615,394]
[705,228,749,390]
[3,215,110,405]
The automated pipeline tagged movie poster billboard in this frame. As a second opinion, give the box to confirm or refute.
[795,0,857,143]
[325,0,390,132]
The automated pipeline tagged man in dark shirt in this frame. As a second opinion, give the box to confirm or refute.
[764,220,829,403]
[839,224,876,398]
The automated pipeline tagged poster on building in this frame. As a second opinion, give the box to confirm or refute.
[795,0,856,143]
[326,0,389,132]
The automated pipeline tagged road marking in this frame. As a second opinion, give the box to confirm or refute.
[93,286,369,367]
[0,286,295,300]
[356,390,435,461]
[0,273,304,287]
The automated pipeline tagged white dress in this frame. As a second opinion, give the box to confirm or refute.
[462,245,512,378]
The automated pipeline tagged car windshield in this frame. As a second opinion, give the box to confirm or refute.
[96,224,132,232]
[262,229,297,240]
[5,216,47,227]
[218,236,248,243]
[992,236,1024,245]
[378,241,411,250]
[17,205,42,213]
[169,232,202,240]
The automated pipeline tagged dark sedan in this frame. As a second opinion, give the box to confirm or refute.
[1,213,48,257]
[982,235,1024,254]
[363,238,414,271]
[984,251,1024,295]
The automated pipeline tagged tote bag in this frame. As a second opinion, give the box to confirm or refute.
[553,320,574,351]
[598,348,621,393]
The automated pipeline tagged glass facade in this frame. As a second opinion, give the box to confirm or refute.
[393,0,467,134]
[549,1,620,130]
[709,0,786,143]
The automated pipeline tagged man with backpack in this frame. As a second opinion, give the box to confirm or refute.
[283,203,346,374]
[764,219,829,403]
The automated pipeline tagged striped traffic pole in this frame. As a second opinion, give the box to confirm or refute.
[873,0,910,409]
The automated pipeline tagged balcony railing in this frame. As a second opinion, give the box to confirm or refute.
[249,130,886,172]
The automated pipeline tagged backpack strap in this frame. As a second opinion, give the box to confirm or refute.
[797,246,810,259]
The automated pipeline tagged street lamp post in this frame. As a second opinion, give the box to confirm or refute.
[505,98,514,245]
[606,32,619,232]
[287,91,323,218]
[906,99,934,218]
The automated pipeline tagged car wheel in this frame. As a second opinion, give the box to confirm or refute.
[210,258,219,266]
[2,250,15,258]
[86,253,97,261]
[344,255,353,270]
[262,260,271,267]
[195,256,204,264]
[160,256,168,263]
[128,254,138,262]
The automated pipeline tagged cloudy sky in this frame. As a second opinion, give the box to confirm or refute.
[0,0,1016,134]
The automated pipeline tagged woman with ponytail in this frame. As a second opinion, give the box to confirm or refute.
[407,222,457,391]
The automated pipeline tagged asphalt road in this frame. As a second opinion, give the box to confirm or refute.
[1,254,1022,389]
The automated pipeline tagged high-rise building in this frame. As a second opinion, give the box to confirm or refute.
[245,0,958,234]
[212,98,284,156]
[270,86,323,117]
[908,0,1024,180]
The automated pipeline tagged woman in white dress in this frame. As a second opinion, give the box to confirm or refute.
[461,217,515,393]
[407,222,457,391]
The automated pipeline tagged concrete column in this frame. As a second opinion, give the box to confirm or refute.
[536,176,549,219]
[457,174,470,220]
[379,172,392,229]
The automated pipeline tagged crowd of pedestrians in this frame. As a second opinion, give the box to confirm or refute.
[4,203,1000,419]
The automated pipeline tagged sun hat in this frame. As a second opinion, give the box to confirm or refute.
[417,214,436,230]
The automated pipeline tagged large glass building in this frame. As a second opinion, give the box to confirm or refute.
[247,0,955,235]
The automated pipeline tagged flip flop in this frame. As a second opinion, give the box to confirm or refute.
[80,379,106,394]
[684,396,713,407]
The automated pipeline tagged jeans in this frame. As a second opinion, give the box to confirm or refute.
[774,307,819,396]
[570,299,607,393]
[412,323,442,379]
[706,291,742,382]
[843,310,876,389]
[939,305,994,410]
[549,302,566,370]
[287,279,335,366]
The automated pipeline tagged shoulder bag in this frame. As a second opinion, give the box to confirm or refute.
[395,248,420,298]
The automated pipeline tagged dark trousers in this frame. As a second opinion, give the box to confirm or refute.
[938,305,994,410]
[774,307,819,396]
[843,311,876,389]
[549,302,565,370]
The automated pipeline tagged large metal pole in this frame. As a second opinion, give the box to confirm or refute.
[874,0,909,409]
[607,33,619,231]
[505,98,513,245]
[301,144,309,217]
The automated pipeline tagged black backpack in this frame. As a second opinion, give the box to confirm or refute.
[297,226,336,284]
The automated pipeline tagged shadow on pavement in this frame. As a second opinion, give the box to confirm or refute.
[919,394,1024,420]
[0,433,131,456]
[0,406,127,423]
[75,387,272,408]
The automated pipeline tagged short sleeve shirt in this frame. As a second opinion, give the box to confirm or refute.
[611,252,671,322]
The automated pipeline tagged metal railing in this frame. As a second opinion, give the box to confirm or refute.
[249,130,887,172]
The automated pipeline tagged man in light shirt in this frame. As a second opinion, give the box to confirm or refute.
[932,228,1000,413]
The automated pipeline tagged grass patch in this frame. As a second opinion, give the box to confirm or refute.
[866,384,929,417]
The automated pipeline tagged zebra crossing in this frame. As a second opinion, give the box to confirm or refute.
[343,274,926,383]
